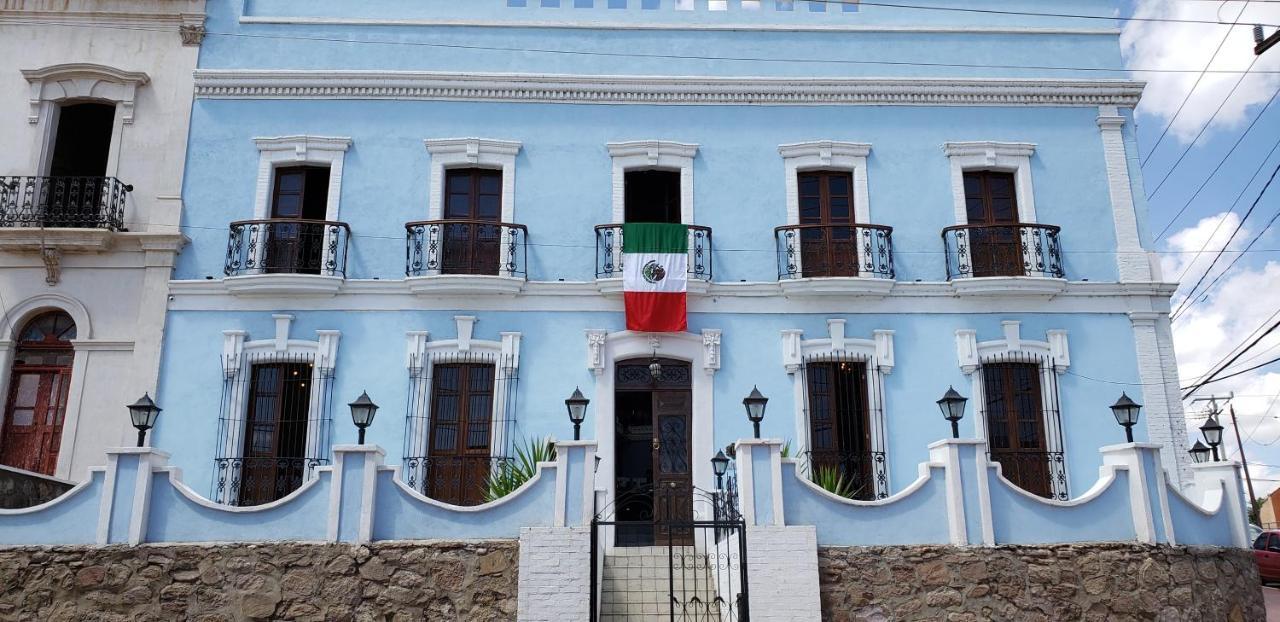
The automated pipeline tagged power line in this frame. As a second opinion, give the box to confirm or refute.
[1183,308,1280,398]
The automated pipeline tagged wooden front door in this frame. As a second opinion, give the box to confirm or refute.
[266,166,330,274]
[983,362,1052,498]
[963,171,1022,277]
[1,311,76,476]
[427,363,495,505]
[443,168,502,275]
[798,170,858,277]
[239,362,312,506]
[613,359,693,546]
[652,390,693,545]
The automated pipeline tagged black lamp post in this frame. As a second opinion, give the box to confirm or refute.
[936,386,968,439]
[1109,392,1142,444]
[743,386,768,439]
[127,393,162,448]
[711,450,730,491]
[566,387,589,441]
[1201,415,1225,461]
[1189,440,1212,464]
[348,391,378,445]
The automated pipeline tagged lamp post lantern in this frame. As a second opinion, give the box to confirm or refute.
[348,391,378,445]
[565,387,589,441]
[127,393,162,448]
[1201,415,1225,461]
[936,386,968,439]
[711,450,730,491]
[1189,440,1212,465]
[743,386,768,439]
[1109,392,1142,444]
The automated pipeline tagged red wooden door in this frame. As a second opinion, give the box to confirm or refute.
[427,363,495,505]
[1,311,76,476]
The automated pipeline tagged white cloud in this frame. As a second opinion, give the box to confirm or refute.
[1121,1,1280,143]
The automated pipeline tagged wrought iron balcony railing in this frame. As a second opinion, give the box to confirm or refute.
[775,223,895,280]
[212,456,328,507]
[800,449,888,501]
[989,449,1068,501]
[595,223,712,280]
[942,223,1064,280]
[224,219,351,277]
[402,455,512,506]
[0,176,131,231]
[405,220,528,278]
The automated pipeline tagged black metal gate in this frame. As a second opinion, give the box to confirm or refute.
[591,484,749,621]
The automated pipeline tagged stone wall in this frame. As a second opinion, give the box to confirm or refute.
[0,540,518,621]
[0,466,73,509]
[819,543,1265,622]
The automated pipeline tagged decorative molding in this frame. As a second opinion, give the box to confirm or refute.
[943,141,1038,225]
[949,277,1067,298]
[252,136,351,221]
[1097,105,1153,282]
[607,140,699,224]
[778,277,895,298]
[780,322,895,374]
[40,248,61,285]
[424,138,521,223]
[954,321,1069,374]
[585,329,608,376]
[779,141,872,227]
[701,329,721,373]
[222,274,345,297]
[0,10,199,29]
[406,275,526,296]
[179,13,206,46]
[23,63,149,124]
[193,71,1146,107]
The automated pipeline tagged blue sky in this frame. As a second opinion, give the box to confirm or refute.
[1120,1,1280,500]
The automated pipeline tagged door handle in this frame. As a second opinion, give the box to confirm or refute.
[652,438,661,451]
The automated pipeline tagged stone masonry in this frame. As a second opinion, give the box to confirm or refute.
[0,540,518,621]
[819,543,1264,622]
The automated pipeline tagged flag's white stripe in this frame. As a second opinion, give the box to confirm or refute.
[623,252,688,294]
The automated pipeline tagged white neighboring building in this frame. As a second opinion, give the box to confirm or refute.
[0,0,203,481]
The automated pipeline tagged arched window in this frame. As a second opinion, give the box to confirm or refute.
[1,311,76,475]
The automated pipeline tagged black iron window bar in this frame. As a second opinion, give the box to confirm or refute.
[942,223,1065,280]
[774,223,895,280]
[979,352,1070,501]
[405,219,528,278]
[797,352,891,500]
[212,352,334,506]
[798,450,888,502]
[402,351,519,506]
[594,223,712,280]
[0,176,131,231]
[224,219,351,277]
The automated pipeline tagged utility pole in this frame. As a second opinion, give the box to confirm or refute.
[1258,24,1280,56]
[1193,395,1258,508]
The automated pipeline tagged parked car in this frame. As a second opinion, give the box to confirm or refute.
[1253,530,1280,583]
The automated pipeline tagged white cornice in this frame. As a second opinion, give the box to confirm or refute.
[253,135,352,153]
[607,140,700,160]
[0,9,201,28]
[943,141,1037,158]
[193,71,1145,107]
[778,140,872,160]
[424,138,522,158]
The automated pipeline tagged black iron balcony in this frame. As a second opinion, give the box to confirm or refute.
[943,224,1064,280]
[224,219,351,277]
[989,449,1068,501]
[801,449,888,501]
[775,224,895,280]
[0,176,130,231]
[595,224,712,280]
[212,456,327,507]
[405,220,528,278]
[402,455,513,506]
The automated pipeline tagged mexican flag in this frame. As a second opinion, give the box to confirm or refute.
[623,223,688,332]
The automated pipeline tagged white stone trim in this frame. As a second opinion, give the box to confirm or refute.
[779,141,872,225]
[23,63,149,124]
[1129,312,1191,488]
[607,140,699,224]
[781,322,894,498]
[943,141,1038,225]
[584,330,719,537]
[403,317,522,472]
[1097,106,1153,282]
[252,136,352,221]
[194,71,1145,107]
[424,138,521,223]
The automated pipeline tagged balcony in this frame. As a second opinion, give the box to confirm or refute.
[774,224,895,296]
[942,224,1066,296]
[0,176,131,252]
[594,224,712,294]
[223,219,351,295]
[404,220,528,295]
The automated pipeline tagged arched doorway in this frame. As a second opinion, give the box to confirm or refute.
[1,311,75,475]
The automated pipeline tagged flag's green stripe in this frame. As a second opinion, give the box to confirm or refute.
[623,223,688,254]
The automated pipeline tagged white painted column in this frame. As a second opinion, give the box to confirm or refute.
[327,445,384,544]
[97,447,169,546]
[1100,442,1175,544]
[928,438,993,546]
[734,438,785,527]
[1097,106,1154,282]
[1130,312,1192,488]
[552,440,597,528]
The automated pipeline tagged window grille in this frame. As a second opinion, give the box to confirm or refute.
[796,351,888,500]
[977,352,1068,500]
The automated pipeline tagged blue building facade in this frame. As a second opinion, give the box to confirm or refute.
[157,0,1191,517]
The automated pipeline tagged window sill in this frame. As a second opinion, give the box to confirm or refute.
[223,274,344,297]
[949,276,1067,298]
[406,274,526,296]
[594,277,711,296]
[778,277,896,298]
[0,228,117,253]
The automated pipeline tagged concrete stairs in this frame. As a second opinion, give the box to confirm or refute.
[599,546,727,621]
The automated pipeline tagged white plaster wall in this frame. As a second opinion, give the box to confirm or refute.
[745,525,821,621]
[517,526,592,622]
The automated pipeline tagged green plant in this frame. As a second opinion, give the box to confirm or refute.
[781,440,792,459]
[810,465,855,499]
[483,437,557,503]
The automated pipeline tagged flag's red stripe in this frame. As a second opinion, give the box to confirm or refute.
[624,291,687,332]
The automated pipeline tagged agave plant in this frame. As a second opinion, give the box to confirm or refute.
[483,437,557,503]
[811,465,856,499]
